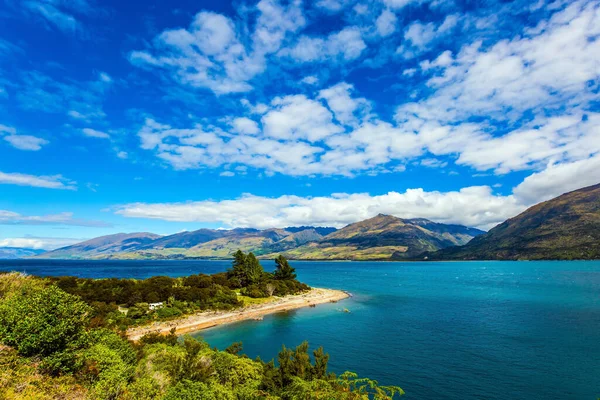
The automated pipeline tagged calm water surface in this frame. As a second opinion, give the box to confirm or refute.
[1,259,599,399]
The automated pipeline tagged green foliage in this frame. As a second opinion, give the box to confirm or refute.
[138,328,178,347]
[229,250,265,287]
[82,342,133,400]
[274,255,297,280]
[0,285,91,374]
[163,380,235,400]
[0,272,403,400]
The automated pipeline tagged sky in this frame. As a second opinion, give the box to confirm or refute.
[0,0,599,250]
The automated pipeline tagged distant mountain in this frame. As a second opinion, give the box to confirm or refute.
[37,226,337,260]
[270,214,485,261]
[423,183,600,260]
[284,226,338,236]
[0,247,45,259]
[38,233,162,259]
[36,216,484,260]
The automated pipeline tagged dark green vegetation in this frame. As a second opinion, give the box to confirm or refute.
[423,183,600,260]
[0,272,403,399]
[42,252,308,331]
[36,216,483,261]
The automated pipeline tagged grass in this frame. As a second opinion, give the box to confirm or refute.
[236,294,276,306]
[272,245,409,260]
[0,346,86,400]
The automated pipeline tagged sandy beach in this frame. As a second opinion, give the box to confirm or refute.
[126,288,349,341]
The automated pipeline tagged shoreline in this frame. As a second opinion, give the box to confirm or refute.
[126,288,350,341]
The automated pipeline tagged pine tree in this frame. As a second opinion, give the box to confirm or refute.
[274,255,296,280]
[245,253,264,285]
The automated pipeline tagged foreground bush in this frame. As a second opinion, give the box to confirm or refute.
[0,271,404,399]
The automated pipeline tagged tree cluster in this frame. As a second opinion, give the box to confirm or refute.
[45,252,308,330]
[0,272,404,399]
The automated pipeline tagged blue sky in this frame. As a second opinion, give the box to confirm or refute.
[0,0,599,249]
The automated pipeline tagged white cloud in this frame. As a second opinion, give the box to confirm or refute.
[0,124,16,135]
[0,236,83,250]
[130,0,305,95]
[3,134,48,151]
[281,27,366,63]
[376,9,397,37]
[115,185,524,230]
[116,151,128,159]
[399,14,460,57]
[301,75,319,85]
[403,21,437,49]
[82,128,110,139]
[382,0,420,9]
[0,171,76,190]
[262,94,343,141]
[24,1,79,33]
[513,155,600,204]
[232,117,260,135]
[318,82,369,126]
[0,210,110,227]
[394,0,600,173]
[0,124,48,151]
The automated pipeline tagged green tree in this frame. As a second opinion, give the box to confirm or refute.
[229,250,264,287]
[274,255,297,280]
[0,285,91,364]
[312,346,330,379]
[245,252,264,285]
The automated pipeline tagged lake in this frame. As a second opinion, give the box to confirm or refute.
[1,259,599,399]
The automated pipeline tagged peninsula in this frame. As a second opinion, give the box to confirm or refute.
[127,287,349,340]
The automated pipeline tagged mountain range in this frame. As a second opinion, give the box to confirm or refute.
[422,183,600,260]
[0,247,45,259]
[34,216,484,261]
[10,183,600,261]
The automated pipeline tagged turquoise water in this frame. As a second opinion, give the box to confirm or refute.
[1,259,599,399]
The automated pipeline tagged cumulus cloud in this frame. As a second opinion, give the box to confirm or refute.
[375,9,397,37]
[0,236,83,250]
[115,185,525,230]
[399,14,459,56]
[280,27,366,63]
[130,0,305,95]
[513,155,600,204]
[115,149,600,231]
[394,0,600,173]
[0,209,111,227]
[262,95,342,141]
[0,171,76,190]
[318,82,369,125]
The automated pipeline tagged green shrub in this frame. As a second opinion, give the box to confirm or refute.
[0,285,91,373]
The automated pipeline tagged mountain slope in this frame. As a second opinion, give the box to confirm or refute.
[0,247,45,259]
[38,233,162,259]
[424,183,600,260]
[272,214,485,260]
[38,227,335,259]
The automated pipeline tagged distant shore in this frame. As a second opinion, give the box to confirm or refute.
[126,288,350,341]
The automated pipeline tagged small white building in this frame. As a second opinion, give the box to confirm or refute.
[149,302,164,310]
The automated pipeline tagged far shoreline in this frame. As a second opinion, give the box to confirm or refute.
[126,287,350,341]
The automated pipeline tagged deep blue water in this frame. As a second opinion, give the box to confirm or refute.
[1,259,599,399]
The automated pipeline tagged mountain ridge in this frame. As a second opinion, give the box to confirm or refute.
[35,218,484,260]
[37,214,483,260]
[421,183,600,260]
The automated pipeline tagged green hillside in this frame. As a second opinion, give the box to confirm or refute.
[423,183,600,260]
